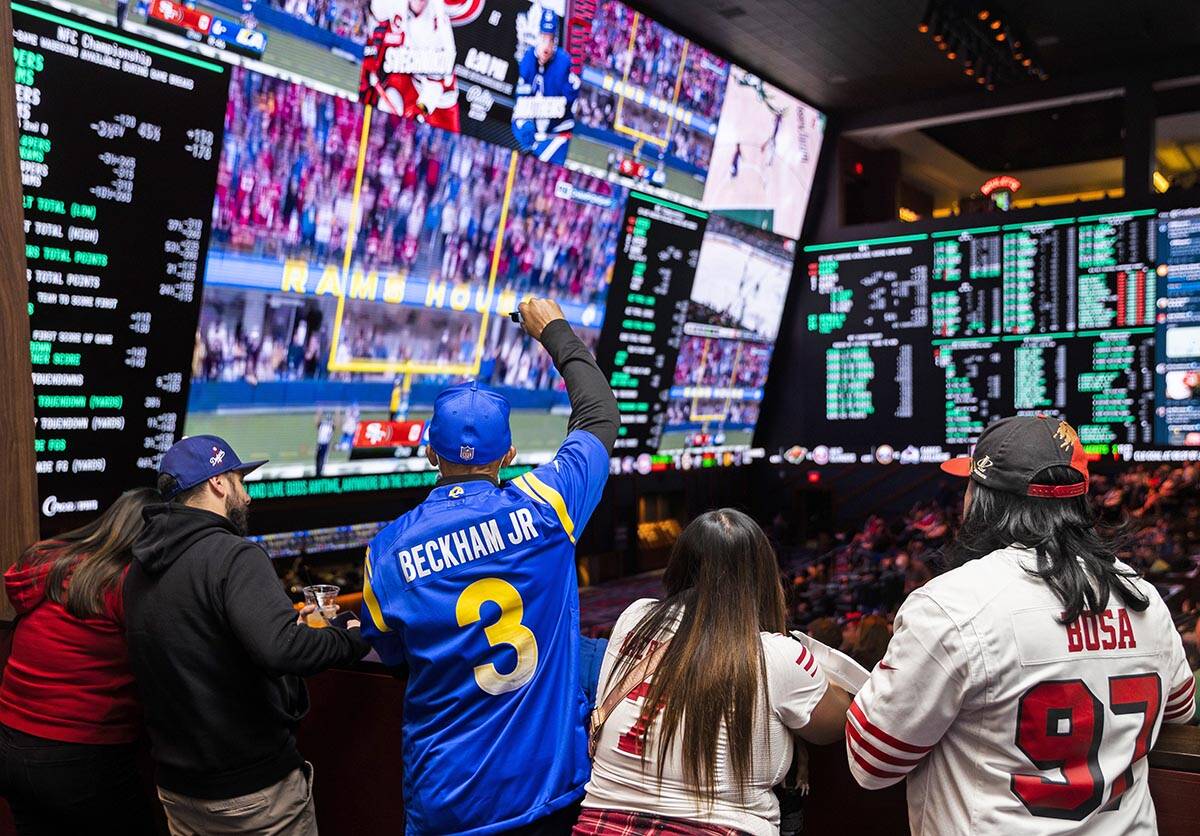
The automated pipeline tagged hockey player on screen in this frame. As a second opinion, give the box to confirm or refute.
[511,9,579,165]
[361,0,461,132]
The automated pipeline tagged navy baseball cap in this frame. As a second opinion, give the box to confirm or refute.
[539,8,558,33]
[941,415,1089,499]
[428,381,512,465]
[159,435,267,499]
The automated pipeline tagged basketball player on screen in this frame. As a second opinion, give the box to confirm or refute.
[848,416,1195,835]
[361,0,460,132]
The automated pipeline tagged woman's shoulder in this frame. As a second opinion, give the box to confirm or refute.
[758,630,805,662]
[612,598,659,636]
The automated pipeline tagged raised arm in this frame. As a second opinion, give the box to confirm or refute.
[518,298,620,453]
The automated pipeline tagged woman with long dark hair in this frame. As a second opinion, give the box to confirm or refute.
[575,509,851,836]
[848,416,1195,835]
[0,488,160,835]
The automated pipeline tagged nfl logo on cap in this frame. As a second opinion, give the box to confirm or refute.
[428,381,512,466]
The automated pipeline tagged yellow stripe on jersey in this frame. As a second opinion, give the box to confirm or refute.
[511,474,545,505]
[362,548,390,633]
[521,472,576,544]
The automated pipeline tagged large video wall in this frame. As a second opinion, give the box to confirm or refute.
[789,208,1200,466]
[12,0,825,528]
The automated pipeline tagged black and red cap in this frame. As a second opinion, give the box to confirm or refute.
[940,415,1089,499]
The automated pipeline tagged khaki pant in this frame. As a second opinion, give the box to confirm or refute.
[157,762,318,836]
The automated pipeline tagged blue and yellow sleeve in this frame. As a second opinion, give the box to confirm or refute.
[360,543,407,668]
[509,430,609,543]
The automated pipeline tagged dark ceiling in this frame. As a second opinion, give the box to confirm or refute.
[631,0,1200,115]
[922,98,1125,171]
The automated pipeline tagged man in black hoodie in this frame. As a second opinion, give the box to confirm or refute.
[125,435,368,835]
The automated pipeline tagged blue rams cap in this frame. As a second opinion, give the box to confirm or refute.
[159,435,267,499]
[539,8,559,34]
[428,381,512,465]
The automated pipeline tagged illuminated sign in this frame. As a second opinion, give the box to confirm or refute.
[981,175,1021,196]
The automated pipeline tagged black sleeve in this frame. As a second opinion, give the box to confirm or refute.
[222,545,370,677]
[539,318,619,453]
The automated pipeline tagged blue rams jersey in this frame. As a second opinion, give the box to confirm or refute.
[512,46,579,165]
[361,430,609,835]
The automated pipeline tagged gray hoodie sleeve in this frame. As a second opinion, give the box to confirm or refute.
[222,543,369,676]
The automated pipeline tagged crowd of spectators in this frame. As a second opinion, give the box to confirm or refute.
[192,284,602,394]
[574,87,715,170]
[193,296,335,384]
[351,114,622,304]
[270,0,372,42]
[211,68,363,266]
[663,398,759,428]
[768,462,1200,679]
[672,336,772,389]
[213,70,621,306]
[579,0,726,121]
[351,112,509,282]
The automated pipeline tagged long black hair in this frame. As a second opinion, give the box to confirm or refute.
[19,487,160,619]
[947,465,1147,623]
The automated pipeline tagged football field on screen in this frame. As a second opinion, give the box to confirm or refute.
[657,428,755,452]
[184,410,570,472]
[567,136,706,202]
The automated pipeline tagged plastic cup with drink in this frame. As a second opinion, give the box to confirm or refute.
[302,584,340,628]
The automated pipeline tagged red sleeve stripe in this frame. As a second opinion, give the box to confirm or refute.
[849,701,934,755]
[1166,685,1195,713]
[1165,701,1195,721]
[796,647,818,676]
[1166,703,1194,720]
[846,734,909,780]
[846,715,925,767]
[1168,680,1195,702]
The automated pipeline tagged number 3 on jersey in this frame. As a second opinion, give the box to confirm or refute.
[456,578,539,696]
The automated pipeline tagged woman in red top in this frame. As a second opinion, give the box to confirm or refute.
[0,488,159,835]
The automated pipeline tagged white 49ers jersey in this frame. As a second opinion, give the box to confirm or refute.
[848,547,1194,835]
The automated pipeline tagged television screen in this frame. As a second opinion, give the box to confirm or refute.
[358,0,580,161]
[564,0,728,204]
[659,215,795,453]
[187,66,626,490]
[13,0,811,530]
[784,210,1200,467]
[703,65,825,240]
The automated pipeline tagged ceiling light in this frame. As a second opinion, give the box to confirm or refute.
[995,32,1006,41]
[938,40,949,50]
[964,67,975,76]
[1153,171,1170,193]
[918,21,929,32]
[1022,57,1032,67]
[990,19,1001,30]
[986,83,995,91]
[977,9,990,21]
[976,76,986,85]
[947,50,957,59]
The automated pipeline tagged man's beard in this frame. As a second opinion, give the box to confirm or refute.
[226,496,250,536]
